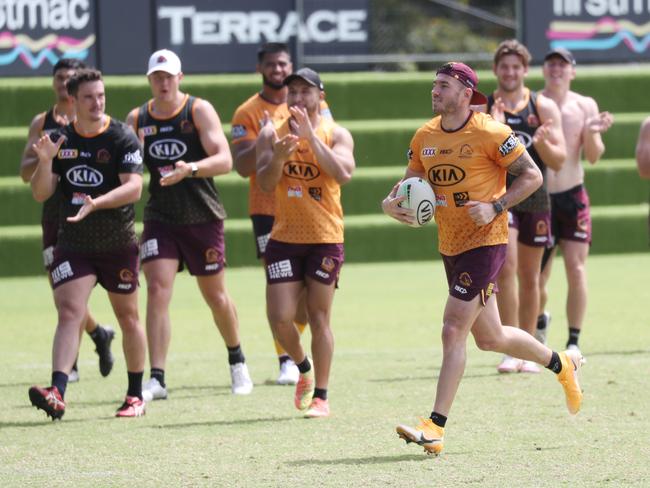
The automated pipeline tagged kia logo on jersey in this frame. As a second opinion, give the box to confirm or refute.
[65,165,104,187]
[427,164,466,187]
[283,161,321,181]
[149,139,188,160]
[514,130,532,148]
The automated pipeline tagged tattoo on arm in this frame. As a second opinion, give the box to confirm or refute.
[506,152,536,177]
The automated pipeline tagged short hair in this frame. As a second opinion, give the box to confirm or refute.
[493,39,531,68]
[52,58,87,76]
[66,68,103,96]
[257,43,290,63]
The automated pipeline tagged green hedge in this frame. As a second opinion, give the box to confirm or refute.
[1,206,647,277]
[0,160,645,226]
[2,114,645,177]
[1,68,649,126]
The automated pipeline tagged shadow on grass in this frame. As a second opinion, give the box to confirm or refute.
[286,452,465,466]
[368,371,501,383]
[154,415,296,429]
[0,416,114,428]
[0,381,37,389]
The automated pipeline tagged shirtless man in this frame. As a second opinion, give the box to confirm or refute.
[537,48,613,358]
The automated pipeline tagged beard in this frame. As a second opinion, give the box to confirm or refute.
[262,74,284,90]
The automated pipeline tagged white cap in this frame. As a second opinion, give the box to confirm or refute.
[147,49,181,76]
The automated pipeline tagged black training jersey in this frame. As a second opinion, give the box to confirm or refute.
[136,94,226,224]
[41,108,66,224]
[51,117,144,253]
[488,90,549,212]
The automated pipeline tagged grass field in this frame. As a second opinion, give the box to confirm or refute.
[1,255,649,487]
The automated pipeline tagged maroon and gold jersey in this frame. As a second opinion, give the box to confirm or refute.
[271,117,343,244]
[231,94,331,216]
[408,111,525,255]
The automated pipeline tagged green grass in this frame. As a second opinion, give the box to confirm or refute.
[1,255,650,487]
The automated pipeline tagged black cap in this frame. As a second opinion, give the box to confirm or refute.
[544,47,576,65]
[283,67,324,91]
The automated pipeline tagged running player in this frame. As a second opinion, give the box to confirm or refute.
[256,68,355,418]
[536,48,614,358]
[231,43,331,385]
[127,50,253,402]
[28,68,147,419]
[19,59,115,382]
[488,40,566,374]
[382,62,583,455]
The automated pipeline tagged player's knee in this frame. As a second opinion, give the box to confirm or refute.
[55,298,85,324]
[146,278,172,303]
[441,321,464,345]
[113,307,140,333]
[206,289,231,313]
[474,334,501,352]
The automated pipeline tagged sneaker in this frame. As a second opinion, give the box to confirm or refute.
[95,325,115,377]
[294,364,315,411]
[535,311,551,344]
[230,362,253,395]
[304,397,330,418]
[497,355,522,373]
[557,349,583,415]
[115,396,146,417]
[142,377,168,403]
[277,359,299,385]
[68,367,80,383]
[520,360,541,374]
[28,386,65,420]
[396,417,444,456]
[567,344,587,364]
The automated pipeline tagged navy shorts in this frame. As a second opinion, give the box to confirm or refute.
[264,239,344,286]
[441,244,507,305]
[49,244,139,294]
[140,220,226,276]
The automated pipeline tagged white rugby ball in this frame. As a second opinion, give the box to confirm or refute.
[396,177,436,227]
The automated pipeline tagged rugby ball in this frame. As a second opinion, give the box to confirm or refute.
[396,177,436,227]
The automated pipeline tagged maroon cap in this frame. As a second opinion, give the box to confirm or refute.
[436,62,488,105]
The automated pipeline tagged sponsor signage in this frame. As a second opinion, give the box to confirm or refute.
[521,0,650,63]
[0,0,97,76]
[154,0,369,73]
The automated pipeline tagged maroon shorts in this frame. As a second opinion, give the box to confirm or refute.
[441,244,506,305]
[264,239,344,286]
[41,219,59,270]
[508,210,552,247]
[550,184,592,245]
[49,244,139,294]
[140,220,226,276]
[251,214,274,259]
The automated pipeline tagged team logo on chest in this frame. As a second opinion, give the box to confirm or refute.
[427,164,466,187]
[66,165,103,187]
[149,139,188,160]
[283,161,320,181]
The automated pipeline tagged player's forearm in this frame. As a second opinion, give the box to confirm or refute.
[94,177,143,210]
[501,166,542,210]
[30,161,56,202]
[582,132,605,164]
[195,152,233,178]
[308,135,353,185]
[535,141,566,172]
[256,154,283,192]
[20,156,39,183]
[636,150,650,179]
[233,144,257,177]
